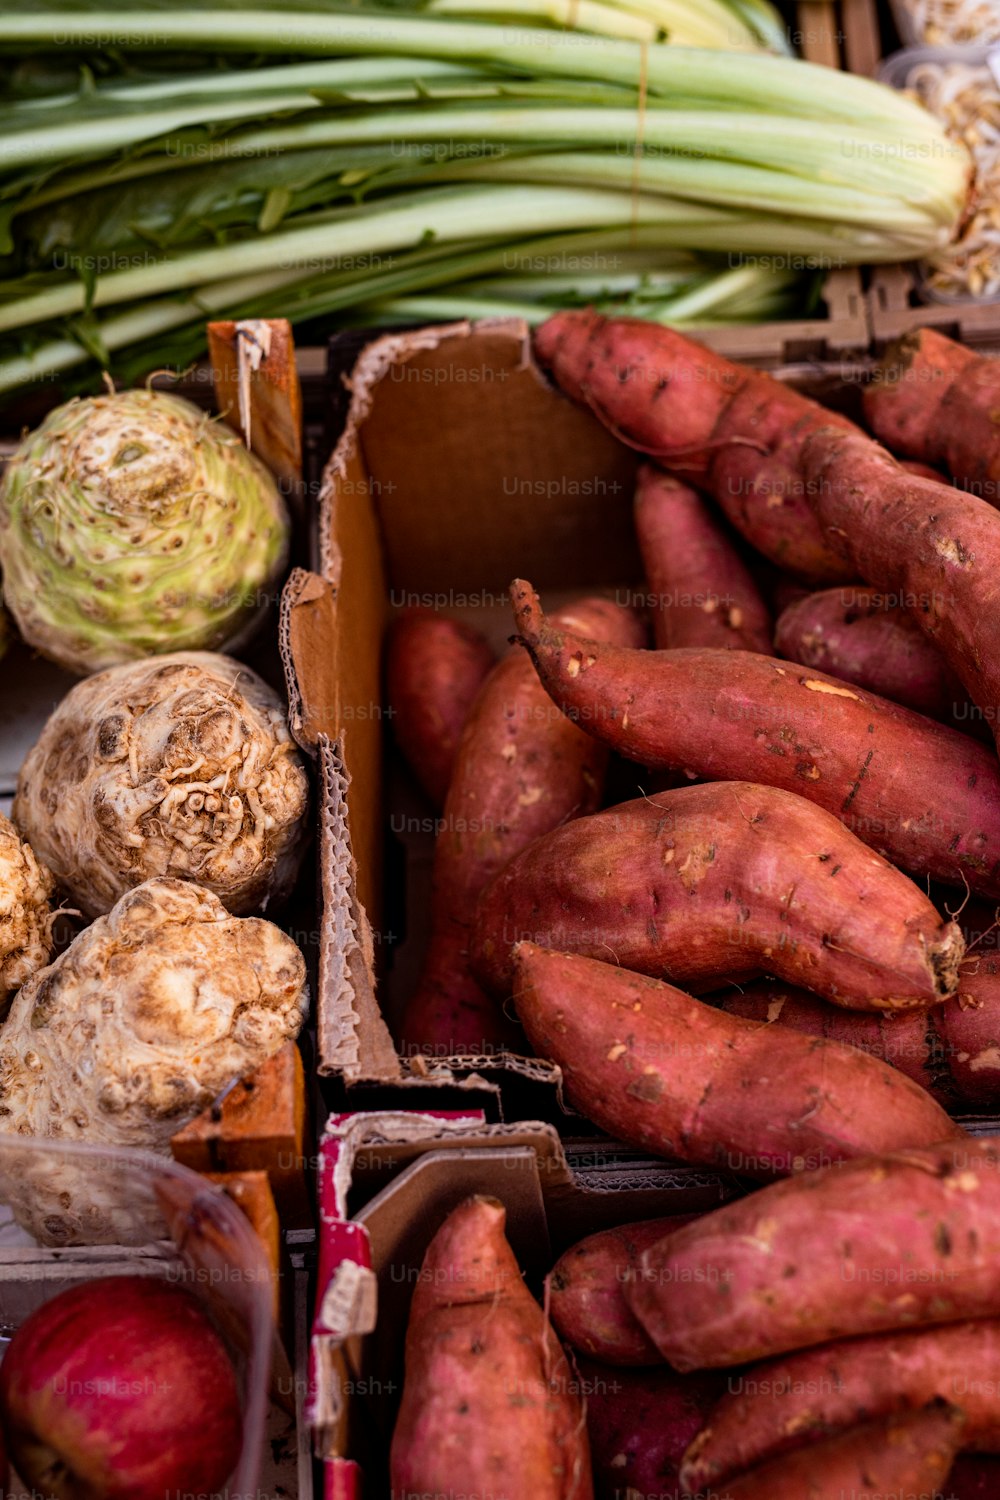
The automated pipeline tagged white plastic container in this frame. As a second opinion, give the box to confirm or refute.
[889,0,1000,49]
[0,1135,275,1498]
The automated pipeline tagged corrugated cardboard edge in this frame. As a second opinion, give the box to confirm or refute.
[319,1111,567,1226]
[318,740,399,1080]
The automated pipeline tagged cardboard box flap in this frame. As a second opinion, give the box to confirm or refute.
[318,739,401,1082]
[326,318,640,596]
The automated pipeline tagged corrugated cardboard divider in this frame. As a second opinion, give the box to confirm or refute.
[283,320,877,1097]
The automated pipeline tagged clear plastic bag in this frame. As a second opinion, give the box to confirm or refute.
[0,1135,273,1498]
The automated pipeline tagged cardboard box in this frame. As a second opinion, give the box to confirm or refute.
[282,318,877,1106]
[308,1108,1000,1491]
[306,1110,744,1492]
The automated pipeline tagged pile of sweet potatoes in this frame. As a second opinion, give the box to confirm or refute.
[383,315,1000,1496]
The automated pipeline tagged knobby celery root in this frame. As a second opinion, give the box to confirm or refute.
[389,1195,593,1500]
[513,946,962,1177]
[626,1138,1000,1370]
[633,465,771,652]
[397,596,643,1057]
[717,1402,963,1500]
[865,328,1000,499]
[0,812,55,1015]
[534,309,857,584]
[578,1358,723,1500]
[774,585,970,724]
[549,1216,699,1366]
[511,581,1000,896]
[681,1319,1000,1493]
[385,608,495,808]
[473,782,964,1013]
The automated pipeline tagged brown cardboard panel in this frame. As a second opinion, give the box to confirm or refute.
[322,1117,742,1476]
[353,324,641,596]
[294,321,879,1088]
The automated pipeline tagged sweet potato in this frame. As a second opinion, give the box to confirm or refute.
[938,955,1000,1110]
[537,312,1000,757]
[386,608,494,807]
[473,780,964,1014]
[864,329,1000,500]
[717,1401,963,1500]
[633,465,772,653]
[774,585,968,723]
[716,968,1000,1111]
[511,579,1000,896]
[681,1319,1000,1492]
[390,1195,593,1500]
[549,1216,698,1366]
[950,1455,1000,1498]
[534,309,857,584]
[627,1137,1000,1371]
[799,430,1000,757]
[513,945,962,1177]
[578,1358,724,1500]
[397,596,644,1057]
[712,979,948,1101]
[903,459,948,483]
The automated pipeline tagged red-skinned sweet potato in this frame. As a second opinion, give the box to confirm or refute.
[774,585,968,724]
[473,781,964,1014]
[397,596,644,1057]
[712,979,948,1101]
[386,608,495,807]
[715,967,1000,1111]
[550,1216,698,1366]
[626,1137,1000,1371]
[534,309,857,584]
[717,1401,963,1500]
[681,1319,1000,1492]
[390,1195,593,1500]
[903,459,948,483]
[510,579,1000,897]
[938,955,1000,1110]
[578,1358,724,1500]
[537,313,1000,758]
[950,1455,1000,1497]
[512,946,962,1178]
[799,430,1000,758]
[864,329,1000,500]
[633,465,772,653]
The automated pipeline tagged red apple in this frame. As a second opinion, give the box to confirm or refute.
[0,1275,242,1499]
